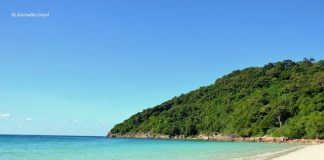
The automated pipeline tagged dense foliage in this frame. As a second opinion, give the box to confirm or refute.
[110,59,324,139]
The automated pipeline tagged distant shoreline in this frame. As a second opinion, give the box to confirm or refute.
[107,133,324,144]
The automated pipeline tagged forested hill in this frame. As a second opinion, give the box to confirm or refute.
[109,59,324,139]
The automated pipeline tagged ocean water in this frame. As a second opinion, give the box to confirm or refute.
[0,135,303,160]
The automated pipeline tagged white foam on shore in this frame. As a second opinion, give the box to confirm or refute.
[233,145,305,160]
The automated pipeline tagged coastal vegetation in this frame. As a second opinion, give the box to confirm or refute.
[109,59,324,139]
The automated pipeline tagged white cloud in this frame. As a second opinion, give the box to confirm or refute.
[25,118,33,121]
[0,113,11,120]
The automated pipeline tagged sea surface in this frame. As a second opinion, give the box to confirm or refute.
[0,135,303,160]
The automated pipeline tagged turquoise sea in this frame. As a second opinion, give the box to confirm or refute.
[0,135,303,160]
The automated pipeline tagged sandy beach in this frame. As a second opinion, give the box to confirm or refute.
[272,144,324,160]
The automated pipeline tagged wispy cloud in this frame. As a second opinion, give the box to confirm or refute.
[25,118,33,121]
[0,113,11,120]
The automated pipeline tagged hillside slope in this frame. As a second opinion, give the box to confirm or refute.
[109,59,324,139]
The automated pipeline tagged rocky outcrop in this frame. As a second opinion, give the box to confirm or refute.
[107,132,324,144]
[194,134,290,143]
[107,132,171,139]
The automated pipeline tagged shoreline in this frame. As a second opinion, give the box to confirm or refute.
[109,133,324,159]
[107,133,324,144]
[271,143,324,160]
[243,145,305,160]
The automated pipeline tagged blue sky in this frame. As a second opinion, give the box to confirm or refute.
[0,0,323,136]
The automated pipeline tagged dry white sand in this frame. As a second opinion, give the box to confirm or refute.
[272,144,324,160]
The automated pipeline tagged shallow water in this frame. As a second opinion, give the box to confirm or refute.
[0,135,302,160]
